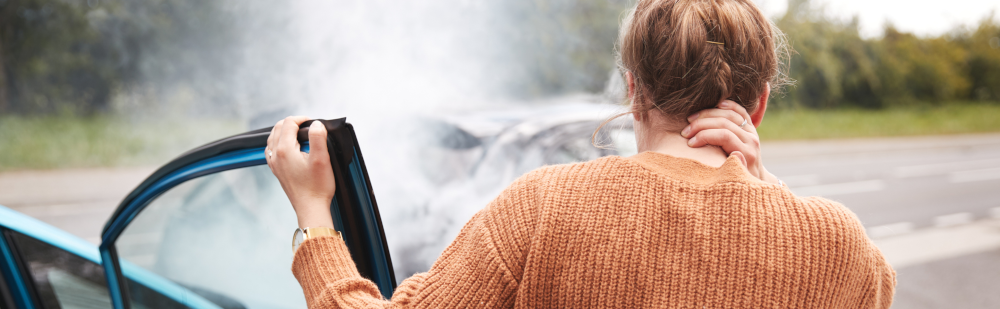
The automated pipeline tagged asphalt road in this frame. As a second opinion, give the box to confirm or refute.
[765,133,1000,308]
[2,133,999,308]
[766,133,1000,231]
[893,247,1000,308]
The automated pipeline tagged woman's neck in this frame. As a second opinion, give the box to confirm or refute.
[637,128,729,168]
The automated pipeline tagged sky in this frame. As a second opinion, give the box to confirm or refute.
[755,0,1000,38]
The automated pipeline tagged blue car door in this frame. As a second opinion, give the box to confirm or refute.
[0,201,215,309]
[98,118,396,309]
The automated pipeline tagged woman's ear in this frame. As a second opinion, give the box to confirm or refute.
[750,83,769,127]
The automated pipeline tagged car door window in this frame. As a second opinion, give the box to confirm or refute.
[5,230,110,309]
[4,230,188,309]
[114,165,303,309]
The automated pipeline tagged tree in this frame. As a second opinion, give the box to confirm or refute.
[0,0,239,115]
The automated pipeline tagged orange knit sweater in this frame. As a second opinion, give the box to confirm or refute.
[292,152,896,308]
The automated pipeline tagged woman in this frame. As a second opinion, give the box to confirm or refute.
[267,0,896,307]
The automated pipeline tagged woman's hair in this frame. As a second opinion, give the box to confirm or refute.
[618,0,790,121]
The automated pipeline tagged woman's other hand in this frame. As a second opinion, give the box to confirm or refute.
[681,101,781,185]
[266,116,337,229]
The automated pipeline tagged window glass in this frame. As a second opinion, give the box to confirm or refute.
[115,165,304,309]
[7,230,110,309]
[6,230,187,309]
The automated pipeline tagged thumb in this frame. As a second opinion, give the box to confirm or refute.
[730,151,748,169]
[307,121,330,162]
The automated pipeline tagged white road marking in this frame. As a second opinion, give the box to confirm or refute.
[868,222,915,239]
[874,219,1000,269]
[948,167,1000,183]
[934,212,974,227]
[791,180,886,197]
[893,158,1000,178]
[778,174,821,187]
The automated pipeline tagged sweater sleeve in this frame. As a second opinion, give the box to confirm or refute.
[290,171,544,308]
[805,197,897,308]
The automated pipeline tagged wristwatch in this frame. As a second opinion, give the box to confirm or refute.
[293,227,342,252]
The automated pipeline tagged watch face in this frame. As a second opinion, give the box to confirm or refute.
[293,228,305,251]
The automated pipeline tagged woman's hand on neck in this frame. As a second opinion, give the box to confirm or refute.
[623,71,778,183]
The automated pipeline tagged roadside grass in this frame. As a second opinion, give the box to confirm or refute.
[757,103,1000,140]
[0,115,243,172]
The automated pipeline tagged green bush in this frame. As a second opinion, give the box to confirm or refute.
[774,0,1000,109]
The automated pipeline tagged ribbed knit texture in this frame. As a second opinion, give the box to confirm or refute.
[292,152,896,308]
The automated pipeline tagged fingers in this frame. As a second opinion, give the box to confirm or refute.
[684,117,753,143]
[717,100,755,133]
[307,121,330,166]
[266,120,281,167]
[267,121,278,149]
[688,108,745,129]
[687,128,751,155]
[276,116,311,156]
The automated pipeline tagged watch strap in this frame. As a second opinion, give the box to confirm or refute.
[293,227,342,253]
[305,227,341,239]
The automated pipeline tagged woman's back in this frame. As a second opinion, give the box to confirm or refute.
[503,153,894,307]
